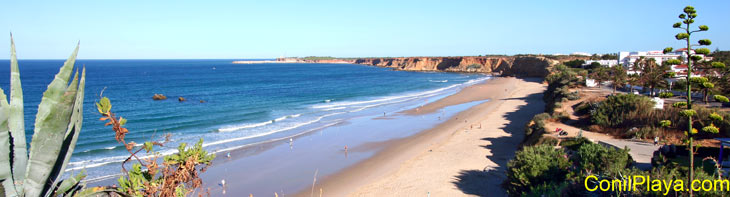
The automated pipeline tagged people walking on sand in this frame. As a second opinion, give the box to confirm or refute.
[654,136,659,146]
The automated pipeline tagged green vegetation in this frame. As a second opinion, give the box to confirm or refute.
[1,36,217,197]
[91,97,216,196]
[590,94,655,128]
[659,92,674,98]
[0,36,87,196]
[544,65,581,114]
[574,143,632,175]
[564,59,586,68]
[522,113,551,145]
[609,65,627,93]
[662,6,729,189]
[505,144,570,195]
[506,138,641,196]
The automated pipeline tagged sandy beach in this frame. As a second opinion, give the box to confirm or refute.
[195,76,546,196]
[311,77,546,196]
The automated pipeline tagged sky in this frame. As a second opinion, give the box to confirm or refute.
[1,0,729,59]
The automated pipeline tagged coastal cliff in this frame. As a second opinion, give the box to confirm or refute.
[270,56,585,77]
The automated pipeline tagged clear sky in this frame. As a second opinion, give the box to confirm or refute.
[1,0,729,59]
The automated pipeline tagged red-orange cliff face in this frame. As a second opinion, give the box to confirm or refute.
[277,56,585,77]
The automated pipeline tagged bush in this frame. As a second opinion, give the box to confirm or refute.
[564,59,586,68]
[573,143,633,176]
[566,91,581,100]
[659,92,674,98]
[523,113,551,145]
[626,126,660,139]
[523,182,567,197]
[559,137,592,151]
[573,100,598,116]
[590,94,655,128]
[535,136,559,146]
[505,145,570,195]
[552,111,570,121]
[544,65,582,113]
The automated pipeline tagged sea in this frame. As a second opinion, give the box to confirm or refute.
[0,59,488,180]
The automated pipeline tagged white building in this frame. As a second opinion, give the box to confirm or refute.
[619,50,680,67]
[571,52,591,56]
[583,60,619,67]
[585,78,597,87]
[619,49,710,77]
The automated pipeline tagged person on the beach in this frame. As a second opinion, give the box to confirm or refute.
[654,136,659,146]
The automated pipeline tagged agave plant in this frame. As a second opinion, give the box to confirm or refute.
[0,35,87,196]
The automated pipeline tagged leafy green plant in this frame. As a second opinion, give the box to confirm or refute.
[94,97,216,197]
[573,143,632,176]
[0,35,87,196]
[504,145,570,195]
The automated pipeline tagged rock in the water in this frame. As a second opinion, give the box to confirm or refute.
[199,100,206,103]
[152,94,167,100]
[178,97,186,102]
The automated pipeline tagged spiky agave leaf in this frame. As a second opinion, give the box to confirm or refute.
[22,43,80,197]
[9,33,29,196]
[53,170,85,196]
[44,68,86,195]
[0,89,18,196]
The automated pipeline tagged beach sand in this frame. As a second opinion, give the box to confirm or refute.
[310,77,546,196]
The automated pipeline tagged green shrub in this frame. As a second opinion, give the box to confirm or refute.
[567,91,581,100]
[535,136,559,146]
[505,145,570,195]
[573,101,598,116]
[573,143,632,176]
[659,92,674,98]
[544,65,582,113]
[523,182,567,197]
[523,113,551,145]
[627,126,660,139]
[590,94,655,128]
[552,111,570,121]
[559,137,592,151]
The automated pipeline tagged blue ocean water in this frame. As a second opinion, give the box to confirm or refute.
[0,59,487,179]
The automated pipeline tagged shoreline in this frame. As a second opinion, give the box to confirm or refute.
[306,77,546,196]
[197,76,491,196]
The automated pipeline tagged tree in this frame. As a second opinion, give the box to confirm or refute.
[662,6,729,196]
[627,73,640,93]
[587,62,602,70]
[590,66,609,88]
[610,65,627,93]
[601,53,618,60]
[640,58,670,96]
[564,59,586,68]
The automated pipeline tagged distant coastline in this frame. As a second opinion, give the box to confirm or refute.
[233,55,591,77]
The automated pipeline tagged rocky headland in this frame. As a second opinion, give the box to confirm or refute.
[266,56,589,77]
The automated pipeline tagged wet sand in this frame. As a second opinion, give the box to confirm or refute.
[310,77,546,196]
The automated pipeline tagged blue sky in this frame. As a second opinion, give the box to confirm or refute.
[1,0,729,59]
